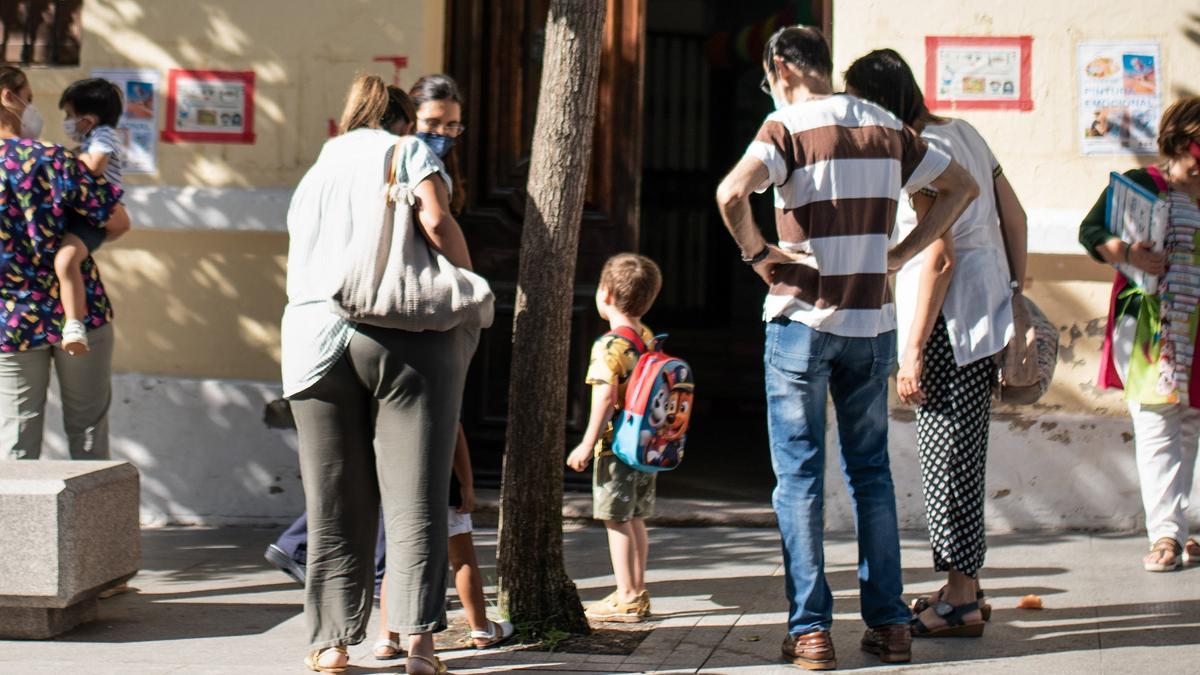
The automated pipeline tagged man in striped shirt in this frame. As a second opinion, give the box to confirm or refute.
[716,26,978,670]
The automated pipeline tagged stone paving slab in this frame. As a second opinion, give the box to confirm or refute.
[1,525,1198,674]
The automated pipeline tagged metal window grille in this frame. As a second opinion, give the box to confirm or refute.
[0,0,82,66]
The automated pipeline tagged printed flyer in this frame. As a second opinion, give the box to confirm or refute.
[162,69,256,144]
[90,68,159,174]
[925,36,1033,111]
[1079,41,1161,155]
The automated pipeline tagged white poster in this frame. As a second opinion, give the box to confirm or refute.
[91,68,159,174]
[1078,41,1162,155]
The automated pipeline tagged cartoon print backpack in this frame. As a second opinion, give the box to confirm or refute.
[608,326,695,473]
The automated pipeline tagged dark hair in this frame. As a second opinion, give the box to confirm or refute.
[381,85,416,134]
[843,49,928,126]
[1158,97,1200,159]
[58,78,123,127]
[410,74,466,214]
[600,253,662,318]
[763,25,832,80]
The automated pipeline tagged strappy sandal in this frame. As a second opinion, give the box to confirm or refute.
[1184,538,1200,566]
[910,600,985,638]
[470,618,515,649]
[373,635,404,660]
[1144,537,1183,572]
[405,653,448,675]
[911,588,992,622]
[304,646,348,673]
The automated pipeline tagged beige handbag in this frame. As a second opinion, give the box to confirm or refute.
[994,213,1058,404]
[331,138,494,332]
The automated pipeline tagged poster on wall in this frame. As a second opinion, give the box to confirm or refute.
[161,69,255,144]
[90,68,158,174]
[1078,41,1161,155]
[924,36,1033,111]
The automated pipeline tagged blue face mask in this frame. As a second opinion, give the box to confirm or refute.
[416,131,456,159]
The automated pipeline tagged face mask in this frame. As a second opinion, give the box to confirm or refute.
[18,99,43,139]
[772,91,790,111]
[62,117,85,142]
[416,131,456,159]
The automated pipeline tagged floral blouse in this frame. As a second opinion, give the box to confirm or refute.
[0,138,120,352]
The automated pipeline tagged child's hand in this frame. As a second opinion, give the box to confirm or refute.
[566,443,593,472]
[458,484,476,514]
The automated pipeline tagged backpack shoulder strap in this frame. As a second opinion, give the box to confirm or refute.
[608,326,648,355]
[1145,165,1169,197]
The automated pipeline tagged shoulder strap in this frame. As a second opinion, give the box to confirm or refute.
[609,326,648,355]
[1145,165,1169,197]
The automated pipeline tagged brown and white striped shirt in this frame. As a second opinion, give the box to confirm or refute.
[746,94,951,337]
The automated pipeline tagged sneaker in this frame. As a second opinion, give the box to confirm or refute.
[61,319,89,356]
[585,591,646,623]
[637,589,652,617]
[264,544,306,585]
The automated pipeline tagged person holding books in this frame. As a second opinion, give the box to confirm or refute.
[1078,97,1200,572]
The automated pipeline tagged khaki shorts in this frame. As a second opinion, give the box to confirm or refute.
[593,452,656,522]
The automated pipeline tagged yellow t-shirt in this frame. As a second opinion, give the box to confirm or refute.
[585,325,654,455]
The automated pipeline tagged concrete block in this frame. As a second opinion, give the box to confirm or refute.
[0,460,139,638]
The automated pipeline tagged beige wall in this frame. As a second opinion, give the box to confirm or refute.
[18,1,445,381]
[834,1,1200,415]
[34,0,445,188]
[832,0,1200,209]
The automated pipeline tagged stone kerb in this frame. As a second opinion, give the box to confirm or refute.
[0,460,140,639]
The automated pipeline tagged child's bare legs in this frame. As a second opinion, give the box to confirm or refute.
[449,532,489,634]
[604,519,642,603]
[55,233,90,355]
[630,517,649,595]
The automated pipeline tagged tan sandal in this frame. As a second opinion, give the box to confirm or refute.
[406,653,448,675]
[1144,537,1183,572]
[304,646,348,673]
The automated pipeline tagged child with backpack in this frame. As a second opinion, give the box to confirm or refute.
[567,253,665,622]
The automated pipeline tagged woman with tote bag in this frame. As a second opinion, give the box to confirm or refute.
[283,74,492,675]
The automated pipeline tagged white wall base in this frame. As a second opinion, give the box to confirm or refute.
[42,374,302,526]
[34,374,1196,533]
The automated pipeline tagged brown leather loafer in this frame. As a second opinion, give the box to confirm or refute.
[861,623,911,663]
[782,630,837,670]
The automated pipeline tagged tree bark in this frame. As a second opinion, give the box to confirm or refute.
[496,0,608,635]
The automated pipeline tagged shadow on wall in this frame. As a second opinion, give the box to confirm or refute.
[95,229,287,381]
[39,374,304,526]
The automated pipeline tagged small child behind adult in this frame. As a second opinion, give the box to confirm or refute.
[567,253,663,623]
[56,78,130,356]
[373,425,514,661]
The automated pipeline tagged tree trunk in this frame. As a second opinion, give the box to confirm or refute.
[496,0,608,635]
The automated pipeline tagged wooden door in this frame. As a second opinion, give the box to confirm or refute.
[444,0,646,481]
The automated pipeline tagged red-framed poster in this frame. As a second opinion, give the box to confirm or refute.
[161,69,256,144]
[924,36,1033,111]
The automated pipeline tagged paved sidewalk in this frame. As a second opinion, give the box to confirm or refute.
[3,525,1198,674]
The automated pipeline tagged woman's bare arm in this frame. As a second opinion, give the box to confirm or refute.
[411,175,472,270]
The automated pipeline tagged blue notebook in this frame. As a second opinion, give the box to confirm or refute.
[1105,171,1168,293]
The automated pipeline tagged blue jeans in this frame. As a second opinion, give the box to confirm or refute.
[764,318,909,634]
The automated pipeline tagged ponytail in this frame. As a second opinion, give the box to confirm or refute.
[338,74,389,134]
[0,66,28,133]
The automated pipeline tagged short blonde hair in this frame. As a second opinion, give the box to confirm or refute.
[1158,97,1200,158]
[599,253,662,318]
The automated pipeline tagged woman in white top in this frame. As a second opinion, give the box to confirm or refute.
[846,49,1029,639]
[283,75,477,675]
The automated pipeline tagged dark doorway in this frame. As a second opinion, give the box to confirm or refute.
[445,0,828,504]
[638,0,826,502]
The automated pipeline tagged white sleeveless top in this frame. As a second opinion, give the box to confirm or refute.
[894,118,1014,367]
[280,129,449,396]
